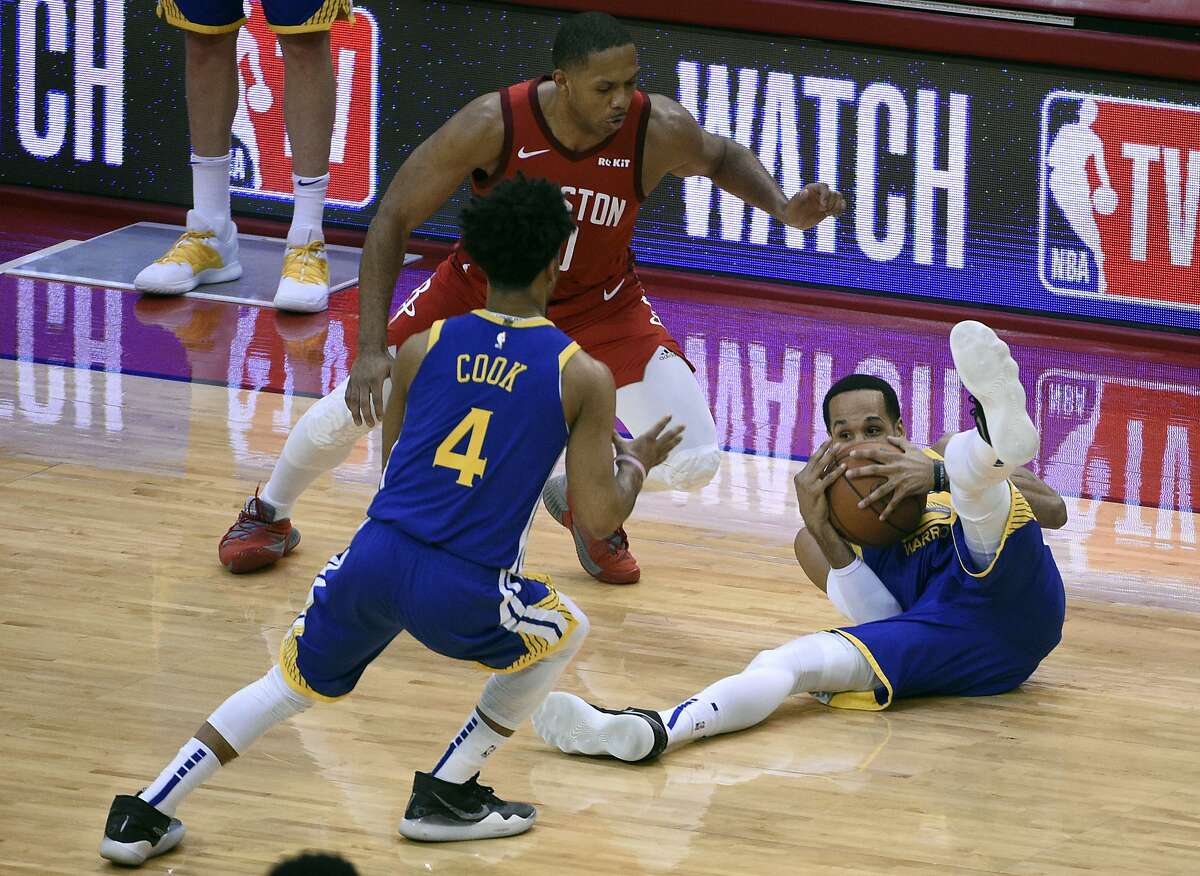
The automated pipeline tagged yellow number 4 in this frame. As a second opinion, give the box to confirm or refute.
[434,407,493,486]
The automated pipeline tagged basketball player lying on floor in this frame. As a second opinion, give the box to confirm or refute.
[99,177,684,866]
[533,320,1069,762]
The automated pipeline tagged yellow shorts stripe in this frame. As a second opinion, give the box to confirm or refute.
[954,483,1035,578]
[156,0,244,34]
[269,0,355,34]
[278,626,346,703]
[475,575,579,674]
[821,630,894,711]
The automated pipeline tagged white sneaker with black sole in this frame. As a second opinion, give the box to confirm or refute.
[398,771,535,842]
[99,794,186,866]
[949,320,1039,467]
[532,691,669,763]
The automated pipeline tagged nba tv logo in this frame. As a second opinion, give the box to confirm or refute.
[1038,90,1200,312]
[231,3,379,209]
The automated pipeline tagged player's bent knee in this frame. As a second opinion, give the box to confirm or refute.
[303,383,374,449]
[658,445,720,491]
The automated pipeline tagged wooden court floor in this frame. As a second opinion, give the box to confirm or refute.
[2,360,1199,875]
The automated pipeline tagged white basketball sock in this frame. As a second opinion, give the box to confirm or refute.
[288,172,328,246]
[190,152,232,233]
[138,739,220,817]
[658,632,876,748]
[944,429,1014,567]
[431,710,508,784]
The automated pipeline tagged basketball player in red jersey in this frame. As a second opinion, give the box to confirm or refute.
[219,11,845,582]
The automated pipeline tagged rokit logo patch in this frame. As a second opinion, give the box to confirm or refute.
[1039,91,1200,312]
[231,3,379,208]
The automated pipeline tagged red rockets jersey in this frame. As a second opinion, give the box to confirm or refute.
[452,76,651,302]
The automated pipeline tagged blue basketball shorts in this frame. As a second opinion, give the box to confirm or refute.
[157,0,353,34]
[277,518,581,701]
[823,520,1065,711]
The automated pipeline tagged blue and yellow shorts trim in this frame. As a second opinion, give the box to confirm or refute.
[157,0,354,35]
[475,572,579,674]
[819,630,895,711]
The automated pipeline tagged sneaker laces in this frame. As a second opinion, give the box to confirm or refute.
[156,230,219,267]
[604,528,631,555]
[283,240,328,284]
[223,491,277,540]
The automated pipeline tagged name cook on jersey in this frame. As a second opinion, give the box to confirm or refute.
[456,352,528,393]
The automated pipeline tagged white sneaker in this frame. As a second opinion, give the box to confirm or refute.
[273,230,330,312]
[532,692,667,763]
[949,320,1040,467]
[134,211,242,294]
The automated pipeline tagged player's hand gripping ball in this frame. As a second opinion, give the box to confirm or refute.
[825,441,927,547]
[1092,186,1117,216]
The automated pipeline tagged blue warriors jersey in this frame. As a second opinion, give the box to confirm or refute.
[825,450,1066,710]
[368,310,580,571]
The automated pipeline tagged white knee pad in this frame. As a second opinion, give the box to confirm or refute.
[646,443,721,492]
[478,595,589,729]
[747,632,878,696]
[297,378,383,451]
[207,665,312,755]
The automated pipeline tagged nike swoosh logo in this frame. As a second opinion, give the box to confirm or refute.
[429,791,488,822]
[297,178,325,187]
[602,278,625,301]
[517,146,550,159]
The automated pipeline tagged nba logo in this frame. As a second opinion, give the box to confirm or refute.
[1038,91,1200,312]
[231,2,379,208]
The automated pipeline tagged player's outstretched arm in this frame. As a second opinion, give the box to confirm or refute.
[562,352,683,535]
[645,95,846,231]
[380,330,431,473]
[931,433,1067,529]
[347,93,505,428]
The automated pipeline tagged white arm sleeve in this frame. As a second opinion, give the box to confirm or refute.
[825,557,902,624]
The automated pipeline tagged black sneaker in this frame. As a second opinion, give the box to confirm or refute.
[99,794,186,866]
[532,691,669,763]
[398,772,536,842]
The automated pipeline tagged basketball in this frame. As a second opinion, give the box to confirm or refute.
[1093,186,1117,215]
[826,441,928,547]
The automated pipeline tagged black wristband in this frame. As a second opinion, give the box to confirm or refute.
[932,460,947,493]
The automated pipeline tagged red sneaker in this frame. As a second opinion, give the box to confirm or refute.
[218,488,301,573]
[541,475,640,585]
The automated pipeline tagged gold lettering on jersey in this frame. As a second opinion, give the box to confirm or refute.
[561,186,628,228]
[903,523,951,556]
[456,353,529,393]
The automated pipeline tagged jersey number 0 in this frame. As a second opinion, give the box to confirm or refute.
[434,407,493,486]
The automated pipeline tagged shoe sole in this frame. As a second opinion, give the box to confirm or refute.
[540,476,640,585]
[398,810,535,842]
[949,321,1039,466]
[532,692,655,762]
[137,262,244,295]
[273,285,330,313]
[99,819,185,865]
[222,527,301,574]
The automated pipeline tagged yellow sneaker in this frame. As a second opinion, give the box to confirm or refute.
[134,211,242,294]
[273,236,330,312]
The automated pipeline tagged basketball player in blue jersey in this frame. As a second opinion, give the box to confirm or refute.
[534,320,1068,763]
[99,176,683,865]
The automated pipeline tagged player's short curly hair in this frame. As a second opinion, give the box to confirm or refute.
[460,175,575,290]
[552,11,634,71]
[268,851,359,875]
[822,374,902,430]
